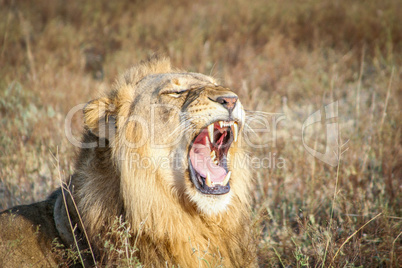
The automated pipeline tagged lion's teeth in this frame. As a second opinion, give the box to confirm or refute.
[218,121,235,128]
[210,150,216,160]
[231,122,238,142]
[205,172,212,187]
[207,124,214,143]
[222,171,231,186]
[211,150,218,165]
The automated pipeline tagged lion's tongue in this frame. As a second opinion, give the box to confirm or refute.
[189,130,227,183]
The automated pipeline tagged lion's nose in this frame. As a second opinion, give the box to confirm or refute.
[214,95,238,113]
[209,94,238,113]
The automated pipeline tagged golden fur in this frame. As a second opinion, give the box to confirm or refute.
[0,57,256,267]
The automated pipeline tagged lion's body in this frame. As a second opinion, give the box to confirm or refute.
[0,57,256,267]
[0,199,59,267]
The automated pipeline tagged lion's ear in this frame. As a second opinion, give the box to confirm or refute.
[84,97,116,140]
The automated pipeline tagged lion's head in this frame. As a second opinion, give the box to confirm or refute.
[69,56,254,266]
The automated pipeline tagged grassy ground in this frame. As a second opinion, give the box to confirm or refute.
[0,0,401,267]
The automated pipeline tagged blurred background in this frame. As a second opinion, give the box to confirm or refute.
[0,0,401,266]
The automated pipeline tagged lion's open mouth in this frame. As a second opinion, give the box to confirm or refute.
[188,121,238,195]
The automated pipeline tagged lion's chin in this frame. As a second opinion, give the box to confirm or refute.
[188,189,232,215]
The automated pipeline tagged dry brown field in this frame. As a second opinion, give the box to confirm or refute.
[0,0,401,266]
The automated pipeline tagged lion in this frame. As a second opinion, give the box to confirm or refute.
[0,56,256,267]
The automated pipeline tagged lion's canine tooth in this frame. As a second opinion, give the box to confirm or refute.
[231,122,238,142]
[210,150,216,160]
[222,171,231,186]
[219,121,224,128]
[208,124,214,143]
[205,172,212,187]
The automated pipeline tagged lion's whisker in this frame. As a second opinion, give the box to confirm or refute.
[245,110,283,115]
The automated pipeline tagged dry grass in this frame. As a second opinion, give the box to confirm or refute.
[0,0,401,267]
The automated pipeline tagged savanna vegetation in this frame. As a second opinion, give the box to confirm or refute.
[0,0,401,267]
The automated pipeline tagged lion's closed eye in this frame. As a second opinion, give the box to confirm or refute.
[166,89,188,98]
